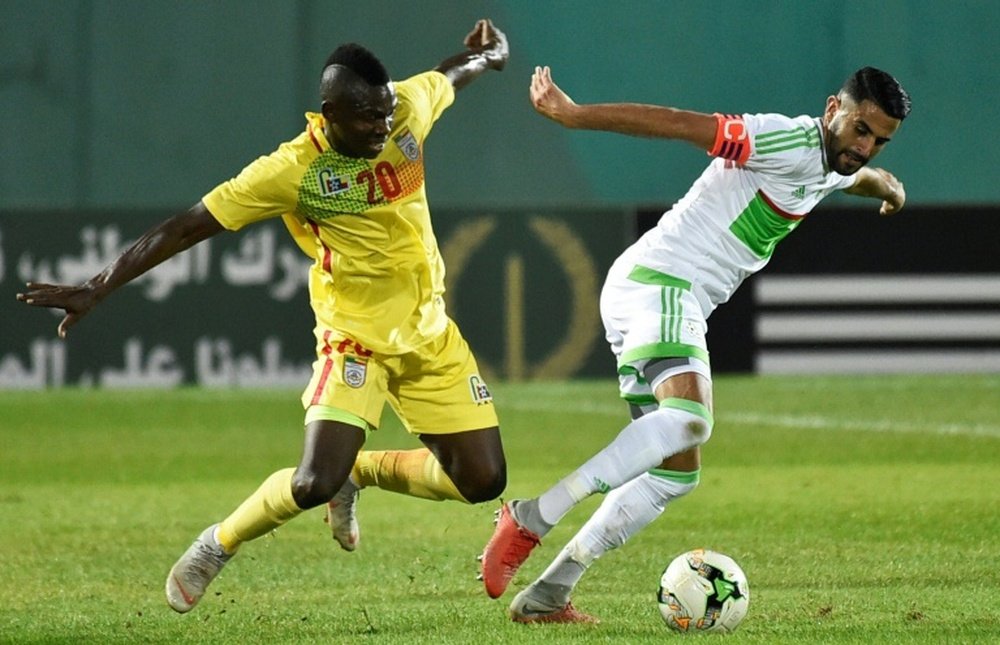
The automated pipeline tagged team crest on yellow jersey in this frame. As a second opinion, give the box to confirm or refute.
[469,375,492,404]
[393,128,420,161]
[343,356,367,388]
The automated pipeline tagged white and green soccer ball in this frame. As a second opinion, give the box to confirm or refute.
[657,548,750,633]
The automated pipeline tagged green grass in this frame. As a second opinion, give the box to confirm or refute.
[1,375,999,644]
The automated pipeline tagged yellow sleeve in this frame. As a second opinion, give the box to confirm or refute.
[394,71,456,137]
[202,140,305,231]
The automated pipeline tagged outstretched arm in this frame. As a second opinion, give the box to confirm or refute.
[843,167,906,215]
[530,66,718,151]
[434,18,508,90]
[16,201,224,338]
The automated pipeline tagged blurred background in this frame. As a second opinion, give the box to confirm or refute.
[2,0,998,388]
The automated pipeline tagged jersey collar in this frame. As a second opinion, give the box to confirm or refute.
[814,117,831,173]
[305,112,331,153]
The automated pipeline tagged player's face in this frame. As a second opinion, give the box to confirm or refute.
[327,83,397,159]
[823,95,900,175]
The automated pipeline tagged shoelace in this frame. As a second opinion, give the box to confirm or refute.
[499,527,539,567]
[190,540,229,576]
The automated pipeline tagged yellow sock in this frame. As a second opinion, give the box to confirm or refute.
[216,468,302,553]
[353,448,468,503]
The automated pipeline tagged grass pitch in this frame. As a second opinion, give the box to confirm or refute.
[1,375,998,644]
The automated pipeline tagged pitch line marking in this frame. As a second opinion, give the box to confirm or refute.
[499,400,1000,439]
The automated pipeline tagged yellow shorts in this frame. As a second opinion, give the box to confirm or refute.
[301,319,498,435]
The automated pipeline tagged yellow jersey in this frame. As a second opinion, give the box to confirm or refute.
[203,71,456,354]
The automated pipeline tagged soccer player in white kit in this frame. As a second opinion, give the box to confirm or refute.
[481,65,911,623]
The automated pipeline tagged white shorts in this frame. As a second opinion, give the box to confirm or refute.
[600,263,712,406]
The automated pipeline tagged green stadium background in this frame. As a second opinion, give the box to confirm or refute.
[2,0,998,387]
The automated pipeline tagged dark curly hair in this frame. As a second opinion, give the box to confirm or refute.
[841,67,912,120]
[323,43,390,86]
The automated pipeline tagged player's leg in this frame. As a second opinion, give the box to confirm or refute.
[290,331,391,552]
[482,269,711,599]
[509,370,710,533]
[350,426,505,503]
[509,446,701,623]
[166,416,365,613]
[420,425,506,503]
[507,366,708,622]
[349,320,505,504]
[482,371,712,599]
[219,415,366,547]
[166,329,385,612]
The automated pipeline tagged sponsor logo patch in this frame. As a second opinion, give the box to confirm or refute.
[469,375,492,404]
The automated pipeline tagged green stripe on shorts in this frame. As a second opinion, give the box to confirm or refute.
[618,342,710,371]
[627,265,692,290]
[620,391,658,406]
[305,405,373,434]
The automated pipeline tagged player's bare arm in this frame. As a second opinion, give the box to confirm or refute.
[16,201,224,338]
[434,18,508,90]
[844,167,906,216]
[529,66,716,151]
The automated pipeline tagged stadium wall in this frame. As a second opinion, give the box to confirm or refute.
[2,206,997,389]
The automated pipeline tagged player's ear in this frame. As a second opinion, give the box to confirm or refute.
[823,95,840,124]
[320,100,336,122]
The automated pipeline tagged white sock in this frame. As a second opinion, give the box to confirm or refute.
[575,472,697,560]
[536,471,698,594]
[536,404,710,525]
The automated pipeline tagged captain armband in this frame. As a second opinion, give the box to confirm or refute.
[708,113,751,165]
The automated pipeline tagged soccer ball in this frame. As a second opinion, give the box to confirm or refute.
[656,548,750,633]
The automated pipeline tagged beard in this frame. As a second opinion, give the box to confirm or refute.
[824,120,869,175]
[826,141,868,175]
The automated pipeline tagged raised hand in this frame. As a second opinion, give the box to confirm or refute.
[463,19,508,70]
[530,66,577,126]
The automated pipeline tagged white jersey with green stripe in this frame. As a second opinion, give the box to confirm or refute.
[615,114,857,317]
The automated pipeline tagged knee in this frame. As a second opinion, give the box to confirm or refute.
[290,470,341,510]
[645,404,714,453]
[455,461,507,504]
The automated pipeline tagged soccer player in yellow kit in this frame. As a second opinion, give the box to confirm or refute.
[17,19,509,613]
